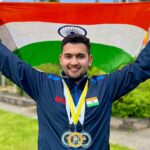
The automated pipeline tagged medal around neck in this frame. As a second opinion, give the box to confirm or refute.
[61,80,92,149]
[61,131,92,149]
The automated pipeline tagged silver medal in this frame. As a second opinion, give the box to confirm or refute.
[61,131,71,147]
[81,131,92,149]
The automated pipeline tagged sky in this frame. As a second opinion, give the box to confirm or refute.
[1,0,115,2]
[61,0,114,2]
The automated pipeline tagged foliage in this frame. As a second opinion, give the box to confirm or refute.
[88,66,105,77]
[112,79,150,118]
[0,110,132,150]
[35,63,61,75]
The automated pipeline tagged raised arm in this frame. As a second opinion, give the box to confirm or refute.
[107,41,150,101]
[0,42,45,101]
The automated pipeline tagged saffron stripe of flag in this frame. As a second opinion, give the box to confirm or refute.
[0,3,150,72]
[86,97,99,107]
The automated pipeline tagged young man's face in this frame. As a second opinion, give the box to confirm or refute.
[60,43,92,80]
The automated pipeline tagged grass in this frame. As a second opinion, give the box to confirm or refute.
[0,109,37,150]
[111,144,133,150]
[0,109,132,150]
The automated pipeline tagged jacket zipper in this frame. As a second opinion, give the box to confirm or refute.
[74,85,78,150]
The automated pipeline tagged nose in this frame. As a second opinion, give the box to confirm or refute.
[71,56,79,65]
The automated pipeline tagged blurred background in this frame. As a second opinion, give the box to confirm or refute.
[0,1,149,150]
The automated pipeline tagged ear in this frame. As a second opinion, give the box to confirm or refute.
[59,54,62,65]
[88,55,93,66]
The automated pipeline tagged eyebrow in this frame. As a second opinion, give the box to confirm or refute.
[64,53,86,55]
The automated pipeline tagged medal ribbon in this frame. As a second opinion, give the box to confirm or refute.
[62,80,88,125]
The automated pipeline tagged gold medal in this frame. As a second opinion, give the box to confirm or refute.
[67,132,83,148]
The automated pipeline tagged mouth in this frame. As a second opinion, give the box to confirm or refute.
[68,67,80,73]
[71,68,79,71]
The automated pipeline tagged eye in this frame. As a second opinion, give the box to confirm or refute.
[64,54,72,59]
[78,54,85,59]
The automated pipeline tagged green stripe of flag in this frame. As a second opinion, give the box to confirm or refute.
[87,102,99,107]
[14,41,133,73]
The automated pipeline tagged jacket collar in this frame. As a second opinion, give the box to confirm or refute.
[60,71,88,91]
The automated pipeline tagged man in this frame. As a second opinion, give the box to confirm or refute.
[0,33,150,150]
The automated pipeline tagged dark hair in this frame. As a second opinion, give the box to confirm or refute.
[61,34,91,54]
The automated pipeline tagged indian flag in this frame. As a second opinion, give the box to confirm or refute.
[86,97,99,107]
[0,2,150,73]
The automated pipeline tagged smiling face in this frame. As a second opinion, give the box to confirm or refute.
[60,43,92,80]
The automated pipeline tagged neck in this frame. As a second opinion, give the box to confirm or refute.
[61,71,88,84]
[70,77,83,84]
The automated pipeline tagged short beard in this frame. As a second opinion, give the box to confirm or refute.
[69,73,87,83]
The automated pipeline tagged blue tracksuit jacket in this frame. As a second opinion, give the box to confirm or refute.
[0,42,150,150]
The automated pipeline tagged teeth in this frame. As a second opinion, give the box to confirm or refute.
[70,68,78,69]
[71,68,78,71]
